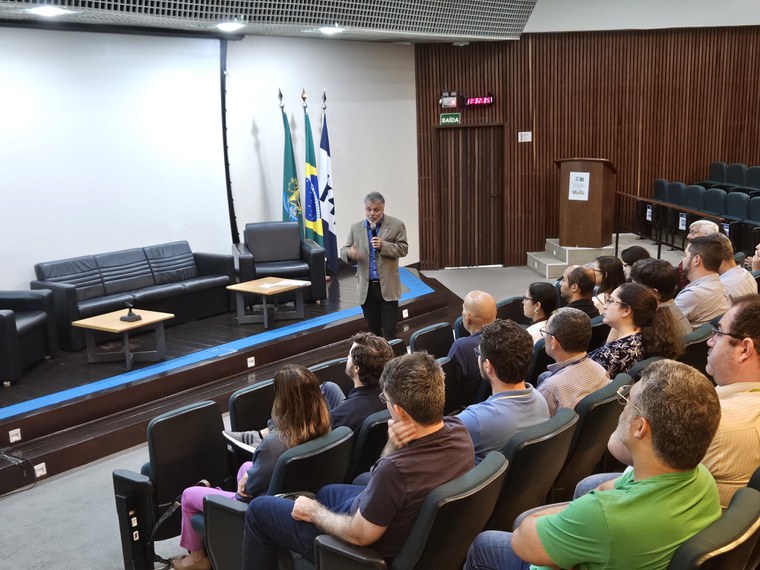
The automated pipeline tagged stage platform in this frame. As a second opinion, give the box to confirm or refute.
[0,267,462,495]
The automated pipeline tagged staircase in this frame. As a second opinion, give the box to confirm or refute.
[527,238,614,279]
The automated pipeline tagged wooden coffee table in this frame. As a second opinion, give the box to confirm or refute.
[227,277,311,328]
[72,308,174,370]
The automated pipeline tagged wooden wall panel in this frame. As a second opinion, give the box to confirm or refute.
[416,27,760,269]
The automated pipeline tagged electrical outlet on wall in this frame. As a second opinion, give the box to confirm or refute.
[247,356,256,368]
[8,428,21,443]
[402,309,409,319]
[34,463,47,478]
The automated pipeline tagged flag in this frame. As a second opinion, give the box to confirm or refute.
[303,110,324,247]
[318,112,339,273]
[281,108,303,237]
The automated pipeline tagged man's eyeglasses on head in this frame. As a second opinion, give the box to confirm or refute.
[616,385,646,418]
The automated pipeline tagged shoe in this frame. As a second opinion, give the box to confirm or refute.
[223,430,262,454]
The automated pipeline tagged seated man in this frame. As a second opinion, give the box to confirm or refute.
[703,294,760,507]
[676,219,721,290]
[224,333,393,452]
[630,258,692,338]
[559,265,600,319]
[458,319,549,463]
[675,235,730,329]
[537,308,609,416]
[242,352,475,569]
[465,359,722,570]
[716,233,757,303]
[447,290,497,409]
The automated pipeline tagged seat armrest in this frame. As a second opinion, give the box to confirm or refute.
[0,289,53,313]
[194,252,235,283]
[203,495,248,570]
[301,239,326,300]
[234,243,255,282]
[313,535,387,570]
[113,469,157,570]
[0,310,20,381]
[31,280,78,351]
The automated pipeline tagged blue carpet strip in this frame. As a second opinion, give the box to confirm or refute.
[0,269,434,420]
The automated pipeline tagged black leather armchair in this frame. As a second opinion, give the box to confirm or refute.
[234,221,326,302]
[0,290,56,385]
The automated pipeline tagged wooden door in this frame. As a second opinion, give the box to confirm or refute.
[437,125,504,267]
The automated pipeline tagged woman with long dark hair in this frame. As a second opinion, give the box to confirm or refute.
[522,282,559,343]
[592,256,626,313]
[172,365,331,570]
[589,282,682,378]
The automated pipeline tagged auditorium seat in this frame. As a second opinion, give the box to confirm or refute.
[228,379,276,464]
[409,322,454,359]
[496,295,532,326]
[346,409,391,482]
[713,162,748,191]
[697,161,727,189]
[309,357,352,397]
[525,338,555,387]
[678,323,713,379]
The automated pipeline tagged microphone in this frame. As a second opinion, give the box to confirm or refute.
[370,222,378,250]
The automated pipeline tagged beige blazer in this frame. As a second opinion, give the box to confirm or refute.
[340,215,408,304]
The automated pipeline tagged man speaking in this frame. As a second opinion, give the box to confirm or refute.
[341,192,408,339]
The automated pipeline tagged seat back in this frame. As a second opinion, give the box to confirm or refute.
[551,374,632,501]
[707,162,728,184]
[267,426,355,495]
[702,188,727,216]
[347,409,391,481]
[668,487,760,570]
[497,295,532,325]
[310,357,353,397]
[668,182,687,205]
[653,178,670,202]
[389,452,509,570]
[726,163,748,187]
[146,401,231,540]
[746,165,760,191]
[409,322,454,359]
[749,465,760,492]
[678,323,713,378]
[229,379,275,432]
[245,221,302,262]
[437,356,462,415]
[626,355,665,380]
[748,196,760,223]
[487,408,579,531]
[684,185,705,211]
[454,315,468,339]
[726,191,750,220]
[588,315,611,352]
[525,338,555,386]
[388,337,407,357]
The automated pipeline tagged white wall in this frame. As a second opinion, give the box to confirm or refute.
[225,36,418,265]
[0,29,418,290]
[525,0,760,32]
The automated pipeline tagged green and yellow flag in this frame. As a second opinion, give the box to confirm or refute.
[281,108,303,237]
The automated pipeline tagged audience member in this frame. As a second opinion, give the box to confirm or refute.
[676,219,720,290]
[675,235,730,329]
[630,258,692,338]
[537,308,609,416]
[703,295,760,507]
[447,290,497,408]
[464,359,722,570]
[457,319,549,463]
[559,265,600,319]
[620,245,651,280]
[592,256,626,312]
[224,334,393,453]
[242,352,475,569]
[589,283,682,377]
[746,241,760,272]
[174,365,331,570]
[716,233,757,303]
[522,282,558,343]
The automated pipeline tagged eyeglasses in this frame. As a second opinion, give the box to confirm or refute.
[379,392,388,404]
[522,296,534,302]
[710,326,745,342]
[616,385,646,418]
[539,328,560,344]
[605,298,628,307]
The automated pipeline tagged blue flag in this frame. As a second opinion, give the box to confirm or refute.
[303,110,324,247]
[281,108,303,237]
[318,112,339,273]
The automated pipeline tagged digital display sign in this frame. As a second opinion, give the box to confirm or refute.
[465,96,494,107]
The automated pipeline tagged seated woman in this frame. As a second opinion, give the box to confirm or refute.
[620,245,651,280]
[591,255,626,313]
[589,282,682,378]
[173,364,331,570]
[522,282,558,343]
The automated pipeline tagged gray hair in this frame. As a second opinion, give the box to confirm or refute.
[547,307,592,353]
[364,192,385,205]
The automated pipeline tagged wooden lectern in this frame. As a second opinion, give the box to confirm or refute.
[555,158,617,248]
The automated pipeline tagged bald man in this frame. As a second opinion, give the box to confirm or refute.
[446,290,497,410]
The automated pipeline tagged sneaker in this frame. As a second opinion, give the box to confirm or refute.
[223,430,262,454]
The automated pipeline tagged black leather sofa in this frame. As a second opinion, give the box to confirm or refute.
[31,241,235,351]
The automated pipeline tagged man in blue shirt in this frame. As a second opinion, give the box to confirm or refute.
[457,319,550,463]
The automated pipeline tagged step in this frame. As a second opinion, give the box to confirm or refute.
[544,238,614,265]
[526,251,566,279]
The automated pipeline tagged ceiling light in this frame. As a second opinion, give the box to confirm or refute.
[28,6,71,17]
[318,23,344,36]
[216,21,245,32]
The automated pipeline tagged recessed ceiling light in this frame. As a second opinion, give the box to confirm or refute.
[318,23,344,35]
[28,6,71,17]
[216,21,245,32]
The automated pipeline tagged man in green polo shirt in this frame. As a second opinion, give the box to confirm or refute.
[464,359,722,570]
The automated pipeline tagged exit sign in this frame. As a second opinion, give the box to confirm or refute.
[440,113,461,126]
